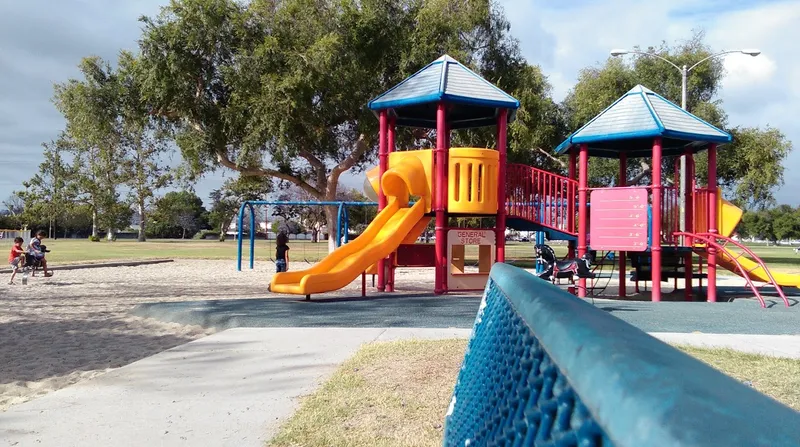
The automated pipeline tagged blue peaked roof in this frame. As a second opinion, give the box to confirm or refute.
[555,85,733,158]
[368,55,520,129]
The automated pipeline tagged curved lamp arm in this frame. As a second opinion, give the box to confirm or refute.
[611,50,682,72]
[687,50,748,72]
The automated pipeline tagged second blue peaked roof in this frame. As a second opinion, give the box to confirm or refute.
[556,85,732,158]
[368,55,519,129]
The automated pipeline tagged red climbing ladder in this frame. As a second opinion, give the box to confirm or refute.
[506,164,578,236]
[674,232,789,308]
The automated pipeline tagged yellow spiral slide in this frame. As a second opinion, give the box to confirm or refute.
[269,155,431,295]
[701,198,800,287]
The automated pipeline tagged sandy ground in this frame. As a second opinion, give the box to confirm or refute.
[0,260,265,411]
[0,259,447,412]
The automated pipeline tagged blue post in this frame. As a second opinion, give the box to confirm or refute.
[236,203,246,271]
[535,231,546,274]
[344,207,350,243]
[248,203,256,270]
[336,203,345,248]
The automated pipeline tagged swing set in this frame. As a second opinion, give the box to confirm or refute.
[235,200,378,271]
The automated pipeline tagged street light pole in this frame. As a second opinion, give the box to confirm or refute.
[610,48,760,233]
[680,64,688,231]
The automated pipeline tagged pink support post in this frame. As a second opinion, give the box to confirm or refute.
[707,143,718,303]
[386,117,396,292]
[497,109,508,263]
[684,147,693,301]
[377,111,388,292]
[619,153,627,298]
[443,121,451,293]
[434,103,447,295]
[568,150,577,259]
[577,144,589,298]
[651,138,663,302]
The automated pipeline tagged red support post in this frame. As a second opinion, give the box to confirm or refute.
[377,111,388,292]
[651,138,663,302]
[361,272,366,297]
[386,117,396,292]
[577,144,589,298]
[619,153,627,298]
[434,103,447,295]
[568,150,577,259]
[684,147,694,301]
[707,143,718,303]
[497,109,508,263]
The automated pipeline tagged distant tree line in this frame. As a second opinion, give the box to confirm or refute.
[737,205,800,244]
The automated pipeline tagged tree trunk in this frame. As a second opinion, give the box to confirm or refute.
[182,227,187,239]
[311,228,319,243]
[107,229,115,241]
[137,201,146,242]
[91,208,98,239]
[219,222,228,242]
[324,205,338,253]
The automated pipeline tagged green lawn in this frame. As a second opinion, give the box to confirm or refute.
[9,238,800,276]
[268,339,800,447]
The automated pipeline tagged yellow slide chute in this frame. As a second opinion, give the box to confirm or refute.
[700,198,800,287]
[269,154,431,295]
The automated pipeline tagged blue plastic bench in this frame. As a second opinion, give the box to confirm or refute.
[443,263,800,446]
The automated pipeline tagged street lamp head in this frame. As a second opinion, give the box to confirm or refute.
[741,49,761,56]
[610,49,629,57]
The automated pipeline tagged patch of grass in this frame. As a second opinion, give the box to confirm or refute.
[269,340,800,446]
[268,339,468,447]
[676,345,800,410]
[18,236,800,277]
[11,238,333,264]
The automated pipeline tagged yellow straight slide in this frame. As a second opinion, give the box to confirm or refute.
[269,155,431,295]
[699,199,800,287]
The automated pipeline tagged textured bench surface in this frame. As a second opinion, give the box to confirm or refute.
[443,263,800,447]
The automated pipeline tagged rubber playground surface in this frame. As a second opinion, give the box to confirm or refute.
[133,286,800,335]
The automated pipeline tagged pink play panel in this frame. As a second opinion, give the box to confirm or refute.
[590,188,649,251]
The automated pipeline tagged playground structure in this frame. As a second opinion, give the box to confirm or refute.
[555,85,793,306]
[262,55,796,305]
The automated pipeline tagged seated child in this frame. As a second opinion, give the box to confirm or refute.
[27,230,52,277]
[8,237,26,285]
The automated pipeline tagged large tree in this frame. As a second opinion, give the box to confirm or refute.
[117,51,174,241]
[53,57,130,240]
[561,31,792,206]
[16,137,78,238]
[149,191,209,239]
[137,0,544,251]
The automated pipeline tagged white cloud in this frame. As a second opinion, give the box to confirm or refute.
[722,54,776,89]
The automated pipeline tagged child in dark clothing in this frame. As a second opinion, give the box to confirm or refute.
[275,232,290,273]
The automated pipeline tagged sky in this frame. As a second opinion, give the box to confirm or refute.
[1,0,798,208]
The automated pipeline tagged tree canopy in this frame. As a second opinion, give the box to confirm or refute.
[136,0,558,250]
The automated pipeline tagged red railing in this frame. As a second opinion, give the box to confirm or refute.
[693,188,711,234]
[506,164,577,235]
[661,186,679,245]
